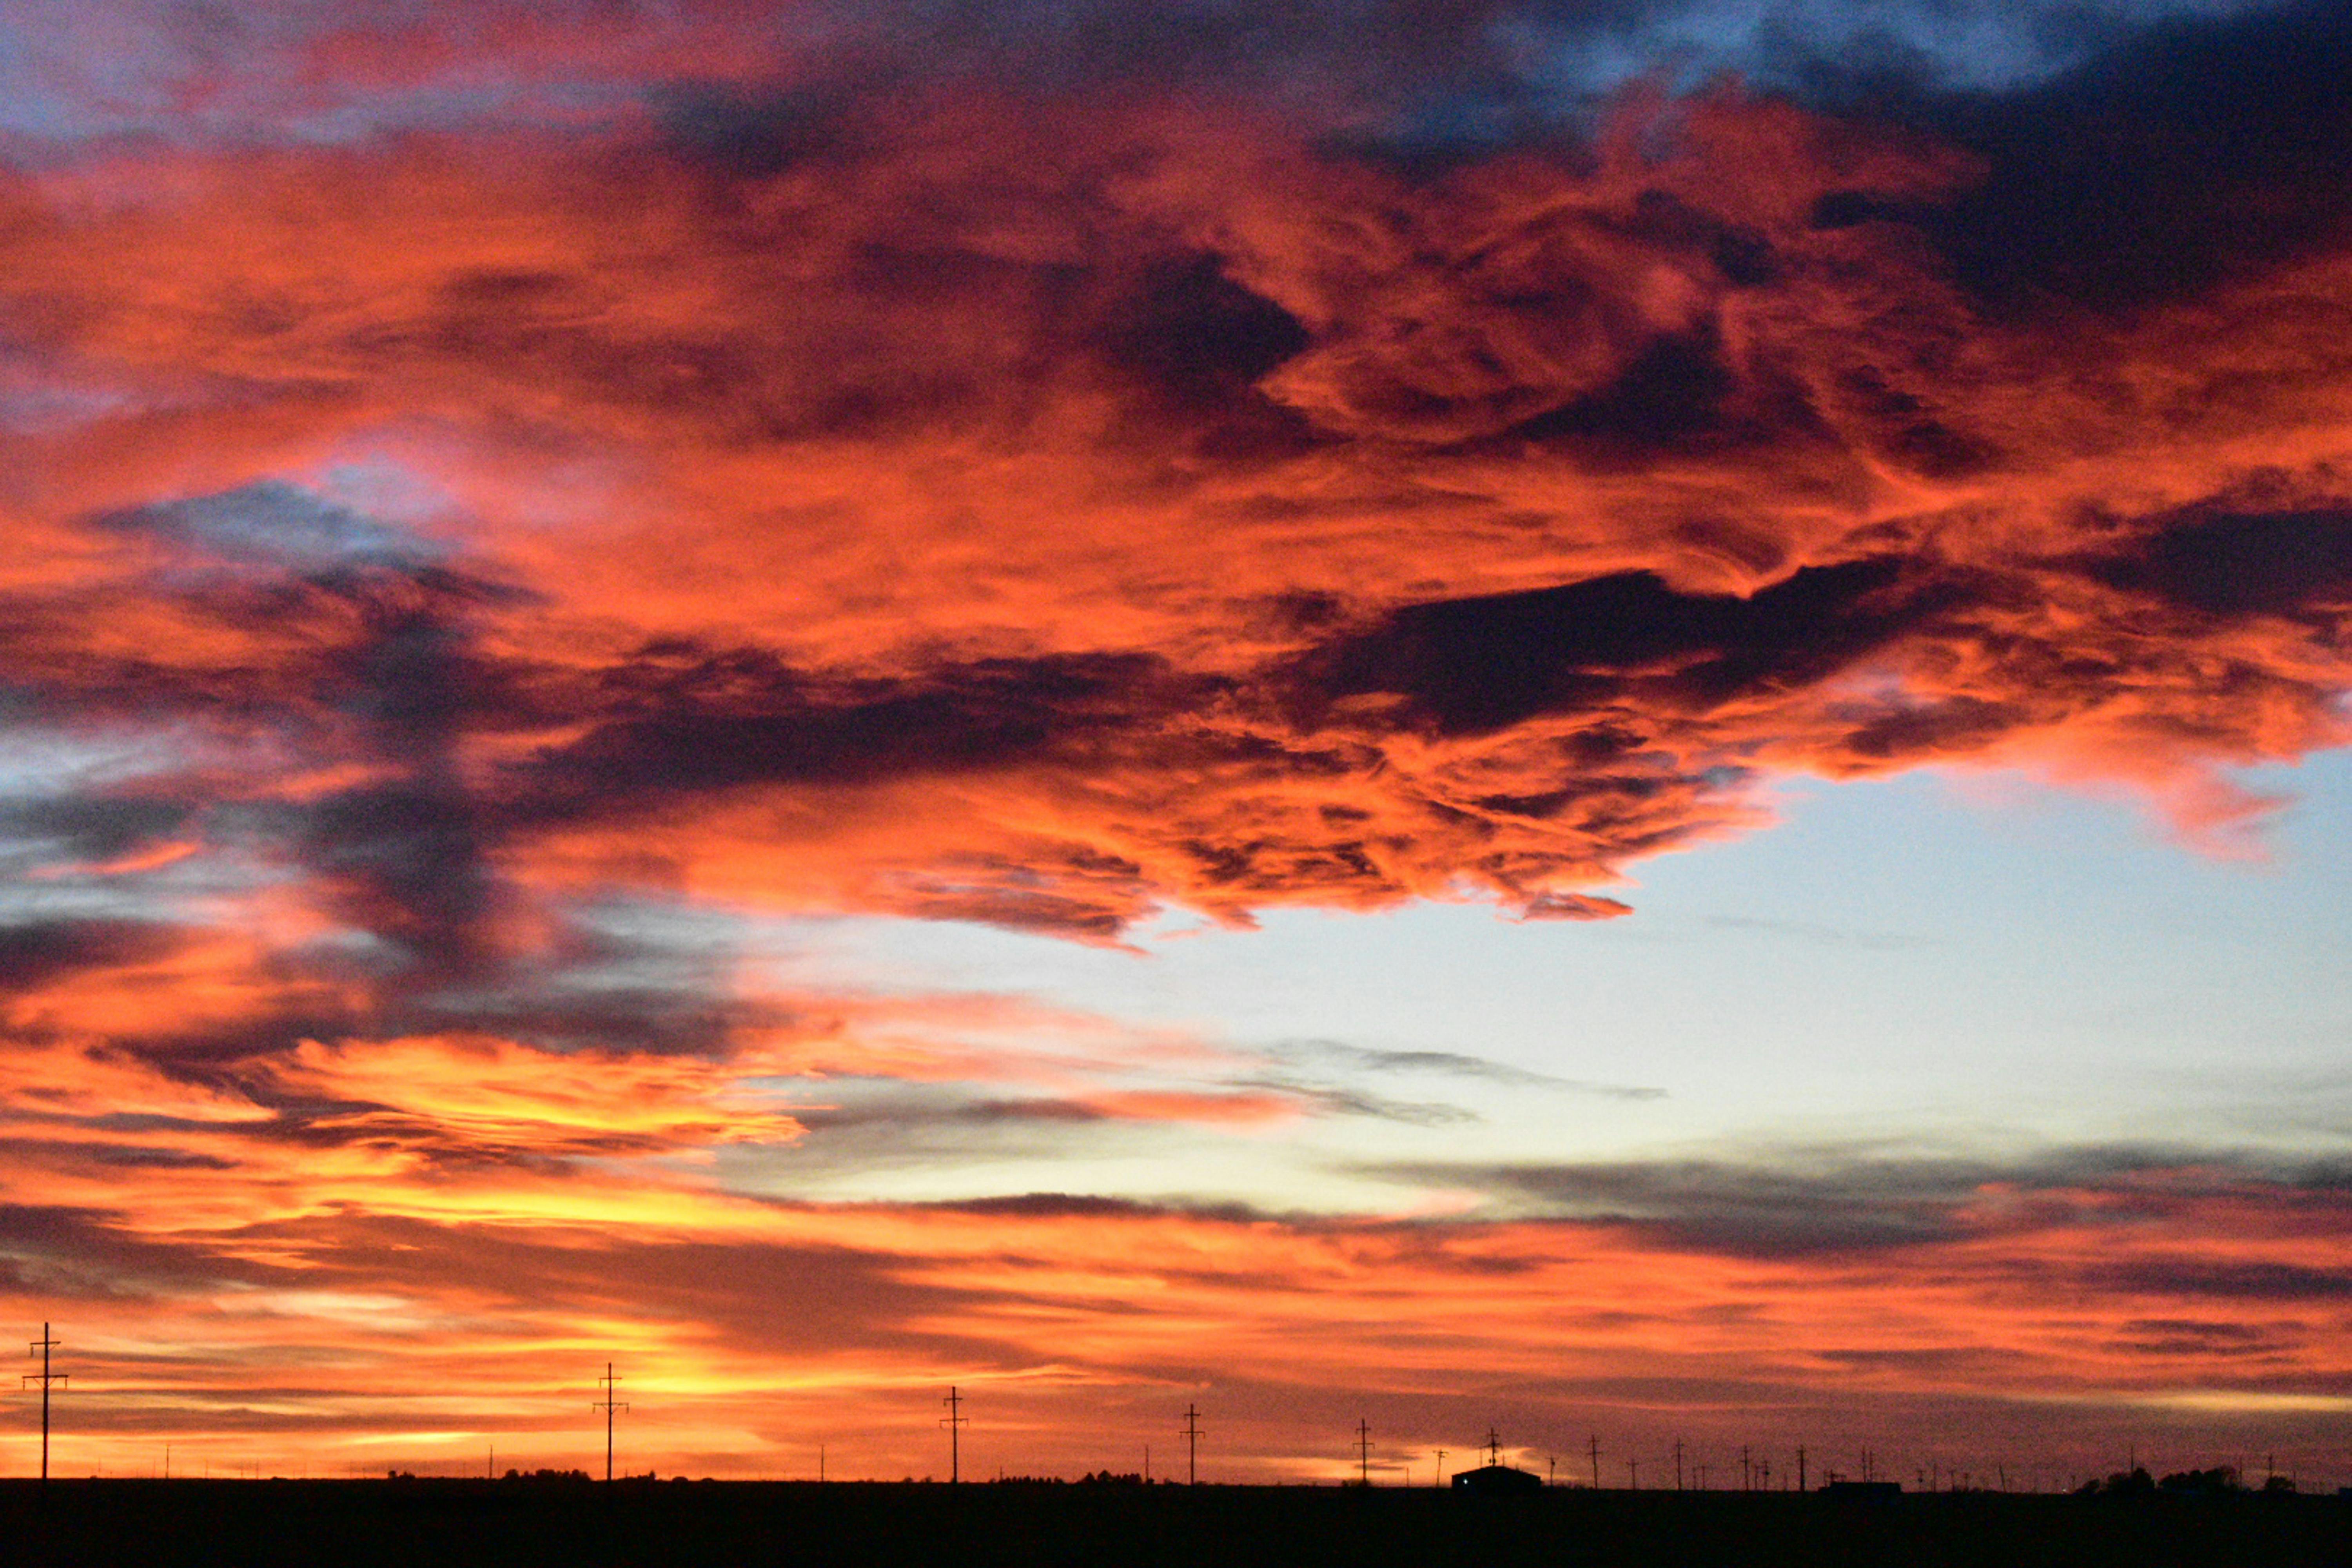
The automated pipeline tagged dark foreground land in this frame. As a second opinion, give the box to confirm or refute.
[2,1479,2344,1568]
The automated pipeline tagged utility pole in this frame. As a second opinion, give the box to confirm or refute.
[1356,1421,1372,1486]
[1181,1405,1202,1485]
[1485,1428,1502,1470]
[1741,1444,1751,1491]
[24,1325,64,1485]
[1588,1434,1600,1489]
[1673,1438,1684,1491]
[1548,1454,1556,1486]
[1434,1448,1445,1487]
[592,1363,628,1484]
[941,1387,967,1483]
[1627,1458,1639,1490]
[1797,1446,1806,1493]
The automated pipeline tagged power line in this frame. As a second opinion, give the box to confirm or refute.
[940,1387,968,1484]
[24,1324,65,1485]
[592,1363,628,1484]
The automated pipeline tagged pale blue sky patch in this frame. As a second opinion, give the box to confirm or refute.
[728,746,2352,1210]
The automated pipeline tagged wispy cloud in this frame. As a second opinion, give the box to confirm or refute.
[1269,1039,1668,1100]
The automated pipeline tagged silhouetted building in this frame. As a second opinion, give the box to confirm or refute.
[1452,1464,1543,1493]
[1821,1480,1901,1500]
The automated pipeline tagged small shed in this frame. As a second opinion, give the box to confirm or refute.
[1451,1464,1543,1493]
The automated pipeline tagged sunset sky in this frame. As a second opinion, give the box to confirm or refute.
[4,0,2350,1490]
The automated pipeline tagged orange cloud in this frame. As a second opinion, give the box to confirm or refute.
[8,1160,2349,1481]
[262,1033,806,1155]
[1,82,2346,944]
[5,5,2352,1489]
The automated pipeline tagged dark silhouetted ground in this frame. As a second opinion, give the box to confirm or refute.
[2,1478,2342,1566]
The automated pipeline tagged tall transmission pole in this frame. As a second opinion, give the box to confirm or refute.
[1587,1435,1599,1489]
[592,1363,628,1484]
[1673,1438,1684,1491]
[24,1325,64,1485]
[940,1387,968,1483]
[1484,1428,1502,1470]
[1355,1421,1372,1487]
[1797,1445,1806,1493]
[1181,1405,1202,1485]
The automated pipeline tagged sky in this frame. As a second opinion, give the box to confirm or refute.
[2,0,2350,1490]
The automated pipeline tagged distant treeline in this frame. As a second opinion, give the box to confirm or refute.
[2075,1466,2298,1497]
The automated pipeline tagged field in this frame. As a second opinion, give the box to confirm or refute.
[3,1479,2344,1567]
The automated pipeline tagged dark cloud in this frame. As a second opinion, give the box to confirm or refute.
[2080,1259,2352,1303]
[1269,1038,1666,1098]
[1890,2,2352,311]
[2091,506,2352,620]
[0,918,183,992]
[649,82,851,178]
[1377,1151,1983,1253]
[2108,1317,2284,1356]
[1365,1146,2352,1257]
[102,480,443,572]
[1295,559,1937,734]
[0,797,193,868]
[0,1202,257,1296]
[940,1192,1267,1223]
[518,646,1202,805]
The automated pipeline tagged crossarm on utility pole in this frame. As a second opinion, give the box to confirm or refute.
[24,1325,65,1485]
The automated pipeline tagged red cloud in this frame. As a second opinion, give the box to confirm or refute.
[8,1159,2349,1480]
[4,83,2345,943]
[4,16,2352,1483]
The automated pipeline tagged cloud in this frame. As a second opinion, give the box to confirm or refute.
[7,1148,2351,1477]
[0,0,2350,1482]
[1357,1144,2352,1258]
[9,24,2347,953]
[1268,1038,1666,1099]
